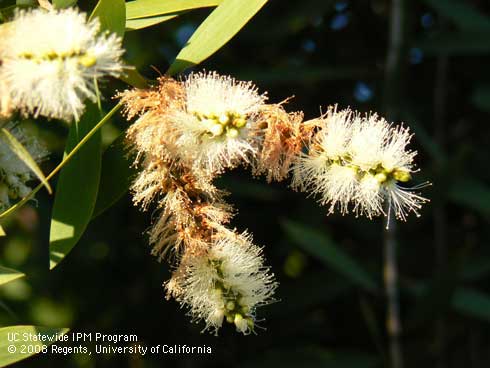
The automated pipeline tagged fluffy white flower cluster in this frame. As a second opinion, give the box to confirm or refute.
[167,232,277,335]
[120,71,430,336]
[170,71,267,174]
[0,124,46,211]
[0,7,124,121]
[292,107,429,221]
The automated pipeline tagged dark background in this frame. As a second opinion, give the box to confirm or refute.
[1,0,490,367]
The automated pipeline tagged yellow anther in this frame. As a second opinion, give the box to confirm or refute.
[209,123,224,136]
[226,128,239,139]
[393,169,411,182]
[234,117,247,128]
[226,301,235,310]
[374,172,387,183]
[78,55,97,68]
[218,114,229,125]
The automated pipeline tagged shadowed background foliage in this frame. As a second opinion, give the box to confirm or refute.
[1,0,490,367]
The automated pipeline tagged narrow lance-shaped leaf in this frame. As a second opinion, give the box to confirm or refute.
[49,103,102,269]
[0,265,24,286]
[92,133,137,218]
[167,0,268,75]
[452,288,490,323]
[422,0,490,32]
[126,14,181,31]
[89,0,126,37]
[0,326,69,367]
[0,128,52,194]
[126,0,220,20]
[281,220,378,292]
[53,0,77,8]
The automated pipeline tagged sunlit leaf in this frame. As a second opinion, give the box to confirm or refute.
[167,0,268,75]
[0,265,24,286]
[0,128,52,194]
[49,104,102,269]
[52,0,77,8]
[0,326,69,367]
[281,220,378,292]
[126,13,180,31]
[126,0,220,19]
[90,0,126,37]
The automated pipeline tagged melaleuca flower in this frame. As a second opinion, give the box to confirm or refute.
[149,72,266,174]
[137,160,234,259]
[0,123,46,211]
[166,231,277,335]
[292,106,429,221]
[119,72,268,176]
[171,71,267,174]
[0,8,124,121]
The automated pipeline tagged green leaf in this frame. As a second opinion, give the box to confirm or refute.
[126,13,180,31]
[119,66,149,88]
[49,104,102,270]
[126,0,220,19]
[417,33,490,56]
[52,0,77,8]
[281,220,378,292]
[406,245,470,329]
[0,105,121,221]
[471,85,490,112]
[448,178,490,216]
[0,225,5,237]
[0,326,69,367]
[92,133,136,218]
[0,128,52,195]
[89,0,126,37]
[0,265,24,286]
[422,0,490,32]
[167,0,268,75]
[452,288,490,322]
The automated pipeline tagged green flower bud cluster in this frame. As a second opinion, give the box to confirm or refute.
[193,111,248,139]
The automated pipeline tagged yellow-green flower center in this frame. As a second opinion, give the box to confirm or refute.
[324,154,411,184]
[209,258,254,332]
[193,111,248,139]
[18,50,96,67]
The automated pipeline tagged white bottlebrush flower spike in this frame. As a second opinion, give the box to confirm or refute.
[170,71,267,174]
[167,231,277,335]
[292,106,429,222]
[0,123,46,211]
[0,8,124,121]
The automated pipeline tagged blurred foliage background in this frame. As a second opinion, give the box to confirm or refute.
[1,0,490,367]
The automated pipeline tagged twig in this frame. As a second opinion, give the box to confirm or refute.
[383,0,407,367]
[384,212,403,368]
[433,52,449,368]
